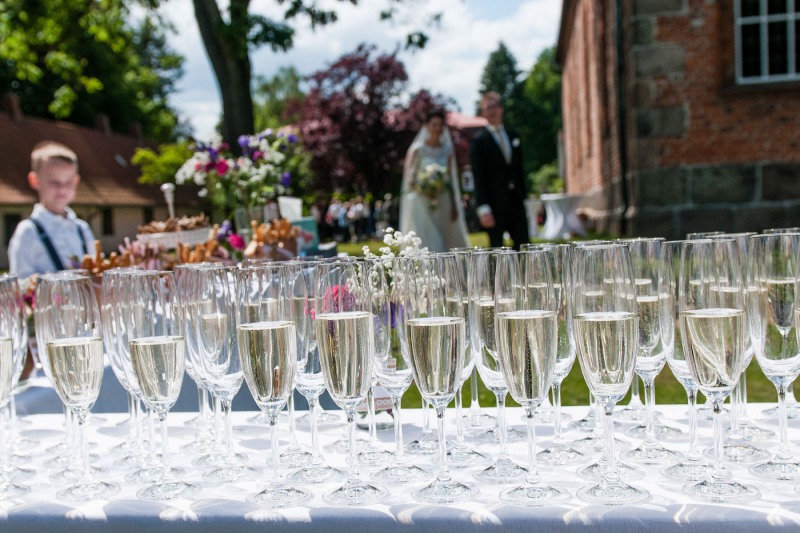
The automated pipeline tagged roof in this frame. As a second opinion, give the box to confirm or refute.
[0,111,200,208]
[446,112,488,130]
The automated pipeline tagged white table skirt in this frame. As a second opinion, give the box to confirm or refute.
[1,404,799,532]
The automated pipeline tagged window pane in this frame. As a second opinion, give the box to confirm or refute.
[741,23,762,77]
[741,0,760,17]
[768,0,787,15]
[768,21,789,74]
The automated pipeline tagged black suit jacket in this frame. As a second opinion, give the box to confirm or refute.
[469,126,527,230]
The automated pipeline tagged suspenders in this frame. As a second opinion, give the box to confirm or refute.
[29,218,89,271]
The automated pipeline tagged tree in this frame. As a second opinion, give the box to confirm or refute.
[296,45,453,195]
[252,66,305,131]
[519,46,562,175]
[175,0,439,148]
[0,0,184,141]
[477,42,521,108]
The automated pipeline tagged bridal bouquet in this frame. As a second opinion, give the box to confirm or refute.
[414,163,450,209]
[175,129,298,216]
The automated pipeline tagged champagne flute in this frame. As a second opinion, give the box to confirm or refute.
[495,250,570,506]
[0,276,30,498]
[573,244,650,505]
[470,250,527,483]
[369,257,432,482]
[288,260,346,484]
[35,272,119,501]
[749,233,800,480]
[397,253,477,503]
[621,238,683,465]
[186,264,261,482]
[451,247,495,431]
[660,241,712,481]
[679,239,759,502]
[237,264,312,507]
[124,271,199,500]
[315,259,388,505]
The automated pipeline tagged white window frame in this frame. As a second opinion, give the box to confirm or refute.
[735,0,800,83]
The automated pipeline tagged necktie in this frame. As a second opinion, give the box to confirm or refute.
[496,127,511,163]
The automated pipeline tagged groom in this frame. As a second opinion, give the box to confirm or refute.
[469,92,529,249]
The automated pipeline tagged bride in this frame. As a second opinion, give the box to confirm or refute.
[399,110,470,252]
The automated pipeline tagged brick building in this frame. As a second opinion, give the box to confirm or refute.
[557,0,800,238]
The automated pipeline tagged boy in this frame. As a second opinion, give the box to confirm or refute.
[8,141,95,280]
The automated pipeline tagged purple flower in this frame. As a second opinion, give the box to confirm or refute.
[217,220,234,239]
[287,133,298,144]
[280,172,292,187]
[264,128,273,137]
[237,135,249,148]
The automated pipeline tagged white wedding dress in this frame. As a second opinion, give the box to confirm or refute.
[399,142,470,252]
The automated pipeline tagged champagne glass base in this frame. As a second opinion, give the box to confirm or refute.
[404,435,438,455]
[193,451,248,468]
[180,438,213,454]
[372,463,431,483]
[577,480,650,506]
[4,465,35,481]
[622,442,683,466]
[703,443,770,463]
[525,409,572,425]
[280,447,313,468]
[45,452,100,470]
[624,423,683,441]
[463,412,496,431]
[567,414,596,433]
[683,478,759,503]
[571,436,632,455]
[248,484,313,508]
[433,445,492,469]
[114,453,147,469]
[9,438,38,452]
[614,405,647,424]
[750,459,800,481]
[127,465,185,484]
[298,410,342,426]
[357,447,394,467]
[537,444,587,466]
[204,464,262,482]
[58,480,119,502]
[0,481,30,499]
[578,460,644,481]
[326,436,369,454]
[727,423,775,442]
[413,475,478,504]
[472,426,526,444]
[474,456,527,484]
[661,459,711,482]
[323,478,389,506]
[289,465,346,484]
[763,404,800,420]
[137,480,200,501]
[500,481,570,507]
[50,466,107,483]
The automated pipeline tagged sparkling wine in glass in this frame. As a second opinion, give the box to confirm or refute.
[573,244,650,505]
[495,250,569,506]
[36,272,119,501]
[315,260,388,505]
[749,233,800,480]
[398,254,478,503]
[679,239,759,503]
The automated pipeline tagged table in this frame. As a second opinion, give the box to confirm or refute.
[540,193,586,240]
[523,198,541,238]
[1,404,799,532]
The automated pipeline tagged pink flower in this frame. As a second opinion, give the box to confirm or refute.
[227,233,246,251]
[215,159,229,175]
[253,150,264,160]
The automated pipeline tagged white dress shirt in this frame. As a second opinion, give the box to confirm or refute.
[8,203,95,280]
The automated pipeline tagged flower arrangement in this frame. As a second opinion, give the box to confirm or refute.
[413,163,450,209]
[175,129,300,216]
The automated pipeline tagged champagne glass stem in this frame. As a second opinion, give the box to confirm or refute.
[553,380,563,445]
[197,385,207,422]
[367,386,377,444]
[686,387,700,460]
[392,394,405,459]
[77,413,93,482]
[288,393,298,446]
[348,409,359,477]
[308,396,322,462]
[159,413,170,477]
[496,390,508,455]
[469,367,480,413]
[270,414,280,476]
[739,369,749,423]
[731,378,742,436]
[603,404,618,483]
[125,392,136,440]
[0,408,8,482]
[777,384,791,459]
[644,377,657,444]
[437,406,448,475]
[147,408,157,462]
[630,375,640,405]
[222,400,235,462]
[213,397,222,447]
[525,407,540,484]
[456,387,464,444]
[422,401,431,434]
[712,401,725,479]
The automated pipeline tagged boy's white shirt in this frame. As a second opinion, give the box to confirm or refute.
[8,203,95,281]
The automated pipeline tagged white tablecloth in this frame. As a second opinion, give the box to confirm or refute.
[1,404,799,532]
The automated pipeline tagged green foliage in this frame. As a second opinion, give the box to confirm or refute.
[476,42,521,109]
[253,66,305,131]
[0,0,184,141]
[132,142,192,185]
[528,161,564,195]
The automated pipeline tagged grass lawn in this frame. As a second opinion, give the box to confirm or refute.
[337,232,782,409]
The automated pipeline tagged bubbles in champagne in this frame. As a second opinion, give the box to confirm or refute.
[46,336,104,411]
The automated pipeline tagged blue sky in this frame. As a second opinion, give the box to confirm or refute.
[160,0,562,138]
